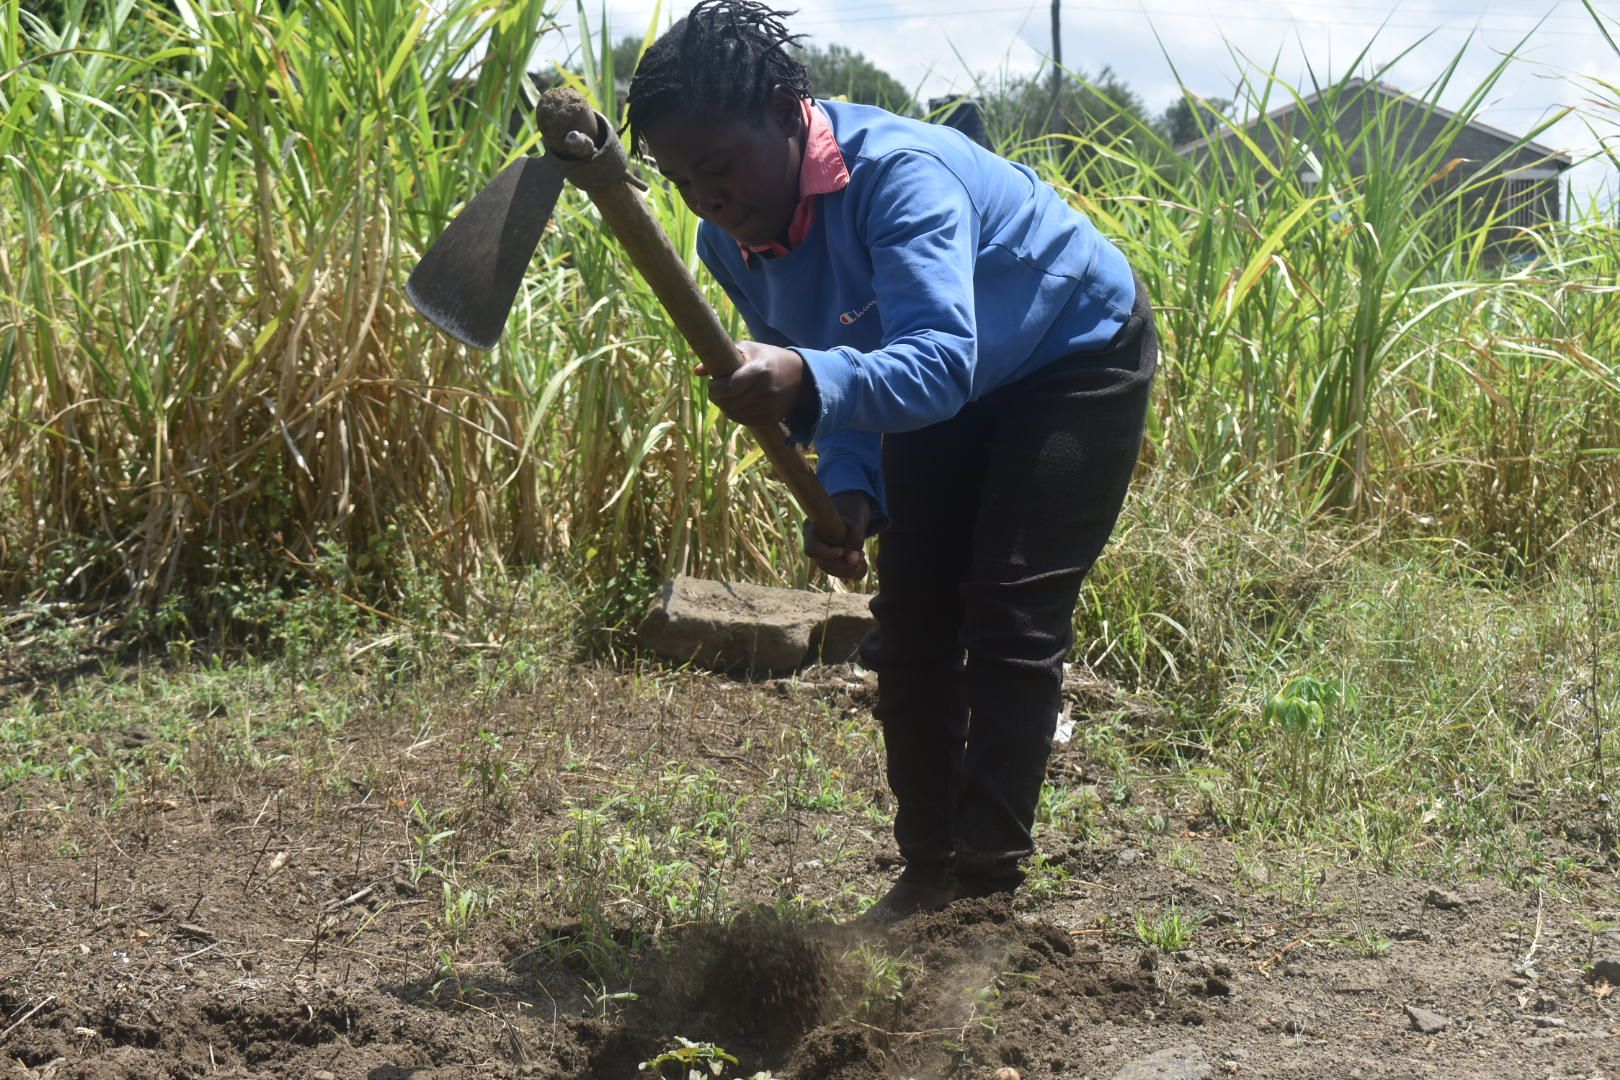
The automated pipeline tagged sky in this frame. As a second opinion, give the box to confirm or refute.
[527,0,1620,209]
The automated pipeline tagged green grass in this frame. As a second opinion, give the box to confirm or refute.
[3,0,1617,622]
[5,494,1610,898]
[1073,485,1618,889]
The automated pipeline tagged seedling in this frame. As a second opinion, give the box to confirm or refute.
[407,800,457,885]
[1133,900,1199,952]
[1166,842,1200,874]
[638,1036,739,1078]
[1574,913,1620,960]
[1023,853,1071,900]
[844,943,920,1027]
[441,881,485,933]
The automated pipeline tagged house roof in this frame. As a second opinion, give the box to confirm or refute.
[1174,77,1573,168]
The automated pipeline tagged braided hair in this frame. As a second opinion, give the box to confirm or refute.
[626,1,812,155]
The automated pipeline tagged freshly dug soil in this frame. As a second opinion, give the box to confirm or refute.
[3,661,1617,1079]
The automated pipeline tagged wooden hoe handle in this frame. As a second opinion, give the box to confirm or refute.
[535,89,851,551]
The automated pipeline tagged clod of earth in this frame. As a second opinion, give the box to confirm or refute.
[637,575,875,674]
[1588,956,1620,986]
[1405,1005,1450,1034]
[1422,887,1465,911]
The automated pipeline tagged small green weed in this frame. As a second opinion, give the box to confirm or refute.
[639,1036,768,1078]
[1023,853,1071,901]
[770,742,852,814]
[1165,842,1200,874]
[441,881,488,934]
[1133,900,1199,952]
[458,729,525,811]
[407,800,457,885]
[1035,782,1099,837]
[844,943,920,1028]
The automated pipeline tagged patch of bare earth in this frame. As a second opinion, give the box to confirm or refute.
[2,662,1617,1079]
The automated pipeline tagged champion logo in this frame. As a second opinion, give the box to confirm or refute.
[839,298,877,326]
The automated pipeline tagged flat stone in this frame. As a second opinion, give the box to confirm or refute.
[1405,1005,1450,1034]
[1589,956,1620,986]
[636,575,874,675]
[1111,1045,1212,1080]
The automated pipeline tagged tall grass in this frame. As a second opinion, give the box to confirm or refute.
[2,0,1617,625]
[1025,38,1620,566]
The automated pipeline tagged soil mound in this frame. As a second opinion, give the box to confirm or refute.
[563,898,1183,1079]
[670,910,839,1058]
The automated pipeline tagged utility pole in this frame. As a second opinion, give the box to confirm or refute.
[1050,0,1063,101]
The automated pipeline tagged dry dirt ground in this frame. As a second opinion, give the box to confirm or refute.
[2,660,1617,1080]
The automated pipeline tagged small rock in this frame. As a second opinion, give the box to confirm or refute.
[636,575,875,674]
[1117,847,1143,868]
[1405,1005,1450,1035]
[312,1072,336,1080]
[993,1070,1022,1080]
[1393,925,1433,942]
[1588,956,1620,986]
[1111,1044,1213,1080]
[1422,888,1464,911]
[1505,975,1532,989]
[1533,1017,1565,1029]
[1532,993,1559,1014]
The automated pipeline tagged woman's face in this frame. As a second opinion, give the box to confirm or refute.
[642,86,804,248]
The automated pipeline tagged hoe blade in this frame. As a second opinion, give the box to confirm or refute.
[405,156,565,350]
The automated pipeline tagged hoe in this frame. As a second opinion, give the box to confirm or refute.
[406,88,867,673]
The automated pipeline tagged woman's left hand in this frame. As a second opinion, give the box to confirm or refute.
[703,341,807,427]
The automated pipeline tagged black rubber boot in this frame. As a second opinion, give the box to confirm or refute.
[954,852,1024,902]
[952,872,1021,901]
[855,862,957,925]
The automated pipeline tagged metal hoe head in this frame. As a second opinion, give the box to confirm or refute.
[404,155,566,351]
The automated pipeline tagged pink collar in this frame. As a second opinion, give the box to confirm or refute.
[740,98,849,262]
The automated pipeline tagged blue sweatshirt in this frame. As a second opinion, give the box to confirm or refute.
[695,99,1136,526]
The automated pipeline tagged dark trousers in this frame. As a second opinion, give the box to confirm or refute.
[861,277,1158,884]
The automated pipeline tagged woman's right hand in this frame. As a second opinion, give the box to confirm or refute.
[803,491,872,579]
